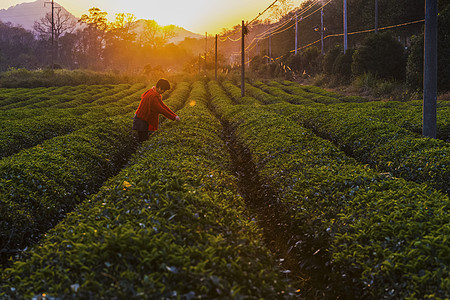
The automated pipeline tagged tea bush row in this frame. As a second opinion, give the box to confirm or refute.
[269,81,342,104]
[29,84,136,110]
[0,83,190,255]
[244,82,283,104]
[0,81,294,299]
[250,80,315,105]
[208,81,449,299]
[0,84,127,110]
[0,84,139,121]
[276,80,367,103]
[220,81,260,105]
[0,87,56,108]
[328,101,450,142]
[0,85,149,159]
[271,102,450,195]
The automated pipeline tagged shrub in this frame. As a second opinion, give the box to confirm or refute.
[323,44,343,74]
[301,46,322,76]
[352,32,406,80]
[333,48,355,82]
[406,34,423,92]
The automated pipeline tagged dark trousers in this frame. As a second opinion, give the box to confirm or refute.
[133,115,152,143]
[137,130,154,143]
[137,131,149,142]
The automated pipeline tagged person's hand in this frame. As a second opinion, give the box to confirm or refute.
[175,116,181,122]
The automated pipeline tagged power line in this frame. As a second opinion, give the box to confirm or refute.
[288,18,425,53]
[236,18,426,62]
[242,0,334,55]
[248,0,279,25]
[220,0,280,42]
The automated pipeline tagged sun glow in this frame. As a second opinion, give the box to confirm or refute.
[1,0,305,34]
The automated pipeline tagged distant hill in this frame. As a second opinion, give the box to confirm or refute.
[133,19,203,44]
[0,0,202,44]
[0,0,77,31]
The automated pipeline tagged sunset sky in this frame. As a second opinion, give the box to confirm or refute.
[1,0,306,34]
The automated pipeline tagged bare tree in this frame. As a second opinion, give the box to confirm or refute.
[33,9,76,64]
[33,9,76,40]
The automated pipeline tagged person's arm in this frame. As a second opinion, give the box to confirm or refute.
[155,98,178,121]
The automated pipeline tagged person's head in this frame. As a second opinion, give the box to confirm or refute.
[156,78,170,94]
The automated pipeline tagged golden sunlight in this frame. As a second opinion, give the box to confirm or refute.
[54,0,305,34]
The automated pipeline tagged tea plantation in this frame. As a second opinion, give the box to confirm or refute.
[0,79,449,299]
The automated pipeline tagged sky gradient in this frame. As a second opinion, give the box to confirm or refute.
[1,0,305,34]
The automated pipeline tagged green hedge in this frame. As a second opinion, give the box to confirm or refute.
[0,81,295,298]
[208,81,449,299]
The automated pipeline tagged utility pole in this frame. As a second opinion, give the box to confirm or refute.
[295,11,298,55]
[205,32,207,73]
[375,0,379,33]
[343,0,348,53]
[241,20,245,97]
[423,0,438,138]
[215,34,218,80]
[269,32,272,62]
[321,7,324,54]
[44,0,55,69]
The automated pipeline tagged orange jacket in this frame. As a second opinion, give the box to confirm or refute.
[135,87,177,131]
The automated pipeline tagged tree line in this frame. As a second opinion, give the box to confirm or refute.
[0,7,200,73]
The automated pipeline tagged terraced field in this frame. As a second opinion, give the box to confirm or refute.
[1,79,449,299]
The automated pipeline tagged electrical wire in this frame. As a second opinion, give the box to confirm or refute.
[219,0,280,42]
[248,0,279,25]
[241,0,333,54]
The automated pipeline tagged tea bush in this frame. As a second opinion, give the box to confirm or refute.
[0,83,189,255]
[208,82,449,299]
[1,81,295,298]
